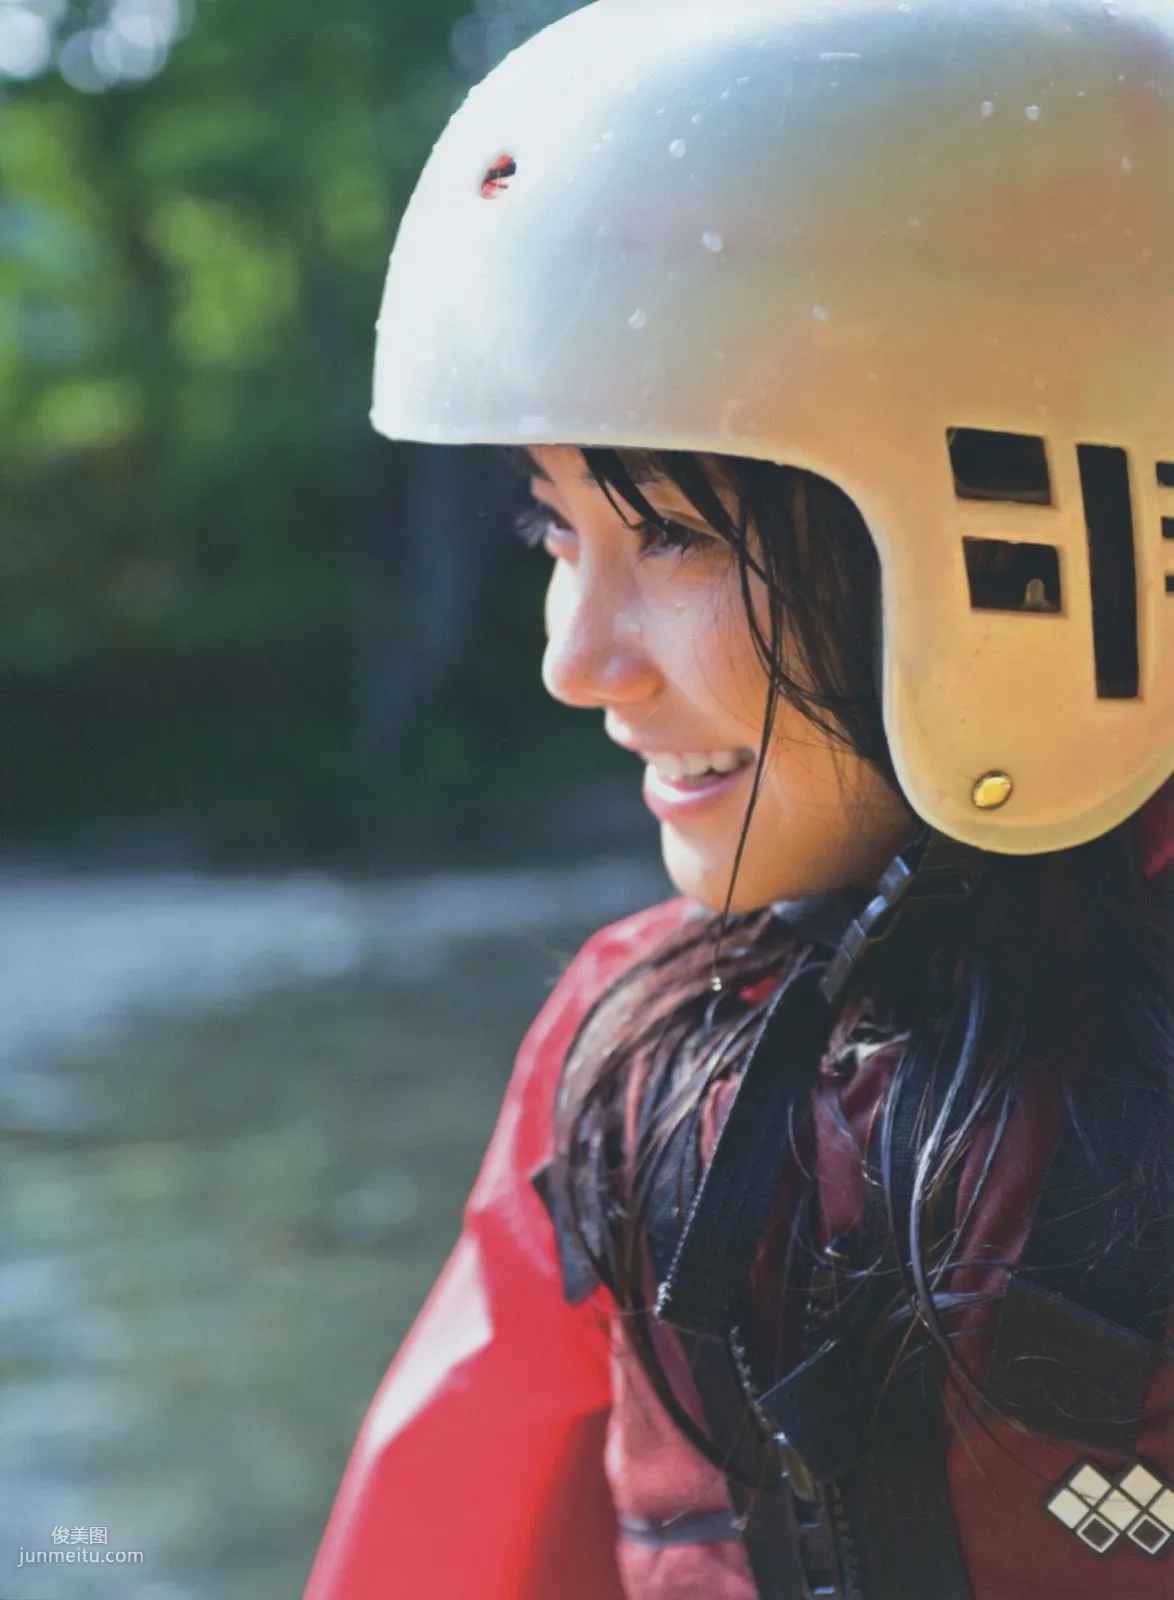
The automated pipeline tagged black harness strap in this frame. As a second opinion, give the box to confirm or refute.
[659,832,986,1342]
[649,1111,813,1597]
[652,837,985,1600]
[656,960,838,1340]
[689,1337,814,1599]
[751,1339,866,1488]
[832,1349,969,1600]
[986,1062,1173,1454]
[822,1027,975,1600]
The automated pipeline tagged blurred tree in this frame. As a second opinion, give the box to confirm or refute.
[0,0,626,864]
[1,0,474,671]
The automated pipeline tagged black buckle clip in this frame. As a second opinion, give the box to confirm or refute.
[820,853,918,1006]
[820,831,986,1007]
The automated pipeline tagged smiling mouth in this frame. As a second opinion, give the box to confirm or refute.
[640,749,756,822]
[642,748,756,785]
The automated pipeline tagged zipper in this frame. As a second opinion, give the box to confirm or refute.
[826,1478,865,1600]
[802,1249,864,1600]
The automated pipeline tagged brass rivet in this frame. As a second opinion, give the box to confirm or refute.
[972,771,1013,810]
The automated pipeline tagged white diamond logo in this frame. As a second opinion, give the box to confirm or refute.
[1121,1466,1163,1505]
[1046,1460,1173,1558]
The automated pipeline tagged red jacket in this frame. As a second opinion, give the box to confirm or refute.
[308,792,1174,1600]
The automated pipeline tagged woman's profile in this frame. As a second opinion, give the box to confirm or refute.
[307,2,1174,1596]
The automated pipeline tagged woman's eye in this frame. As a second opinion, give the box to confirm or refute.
[633,518,714,559]
[513,503,716,561]
[514,504,574,549]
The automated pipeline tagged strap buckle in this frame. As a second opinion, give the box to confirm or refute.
[730,1329,847,1599]
[821,830,987,1007]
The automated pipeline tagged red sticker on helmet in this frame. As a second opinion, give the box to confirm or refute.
[480,154,517,199]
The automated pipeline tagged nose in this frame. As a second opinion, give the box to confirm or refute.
[541,559,662,709]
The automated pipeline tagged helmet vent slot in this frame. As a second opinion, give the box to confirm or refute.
[1077,443,1139,700]
[947,428,1051,505]
[963,539,1061,614]
[1156,462,1174,488]
[480,154,517,199]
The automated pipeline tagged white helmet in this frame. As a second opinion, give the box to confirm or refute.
[372,0,1174,854]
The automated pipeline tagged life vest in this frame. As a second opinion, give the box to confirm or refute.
[306,783,1173,1600]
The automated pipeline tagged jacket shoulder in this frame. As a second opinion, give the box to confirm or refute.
[469,896,698,1214]
[518,896,698,1089]
[557,896,700,1013]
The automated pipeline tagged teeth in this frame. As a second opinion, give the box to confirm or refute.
[707,750,747,774]
[646,750,748,780]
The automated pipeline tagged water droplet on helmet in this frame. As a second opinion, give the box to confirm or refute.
[669,139,687,158]
[629,308,649,330]
[719,88,732,100]
[812,305,830,322]
[601,130,615,141]
[736,75,751,86]
[1025,104,1042,121]
[701,230,725,252]
[691,112,704,125]
[980,99,995,116]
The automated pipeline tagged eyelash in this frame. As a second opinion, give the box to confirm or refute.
[513,504,710,558]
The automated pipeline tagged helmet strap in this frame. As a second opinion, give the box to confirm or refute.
[820,829,988,1008]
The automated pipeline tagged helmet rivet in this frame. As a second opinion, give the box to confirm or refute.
[972,771,1013,810]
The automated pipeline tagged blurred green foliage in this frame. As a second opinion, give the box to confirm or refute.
[3,0,445,668]
[0,0,617,865]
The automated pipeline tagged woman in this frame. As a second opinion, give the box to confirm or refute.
[307,2,1174,1596]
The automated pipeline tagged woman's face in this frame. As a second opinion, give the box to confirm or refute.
[529,446,917,913]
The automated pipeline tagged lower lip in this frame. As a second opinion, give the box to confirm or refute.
[642,760,752,823]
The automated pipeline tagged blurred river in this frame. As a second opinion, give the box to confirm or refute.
[0,856,669,1600]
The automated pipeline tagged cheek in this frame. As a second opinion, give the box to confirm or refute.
[656,583,767,730]
[543,560,572,641]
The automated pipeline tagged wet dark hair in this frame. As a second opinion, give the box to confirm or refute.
[516,445,1171,1470]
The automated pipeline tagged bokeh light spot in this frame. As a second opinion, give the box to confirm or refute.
[0,6,54,80]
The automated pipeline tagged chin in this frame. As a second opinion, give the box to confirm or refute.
[661,829,785,915]
[660,824,889,913]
